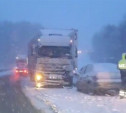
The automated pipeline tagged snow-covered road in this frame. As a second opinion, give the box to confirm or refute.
[22,78,126,113]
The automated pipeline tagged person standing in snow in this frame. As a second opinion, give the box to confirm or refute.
[118,53,126,88]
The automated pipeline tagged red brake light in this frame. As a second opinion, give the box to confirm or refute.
[15,70,19,73]
[23,69,28,73]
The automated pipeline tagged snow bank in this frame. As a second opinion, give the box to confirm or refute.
[21,78,53,113]
[22,78,126,113]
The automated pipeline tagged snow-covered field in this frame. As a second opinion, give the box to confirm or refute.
[21,77,126,113]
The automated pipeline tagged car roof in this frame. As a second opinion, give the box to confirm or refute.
[87,63,118,72]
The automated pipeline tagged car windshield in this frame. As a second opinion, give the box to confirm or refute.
[38,46,71,58]
[1,0,126,113]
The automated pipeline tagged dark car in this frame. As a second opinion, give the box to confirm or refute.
[76,63,121,95]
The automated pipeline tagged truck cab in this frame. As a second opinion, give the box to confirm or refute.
[28,29,78,87]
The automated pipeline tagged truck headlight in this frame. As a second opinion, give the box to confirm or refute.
[35,74,43,81]
[36,83,41,88]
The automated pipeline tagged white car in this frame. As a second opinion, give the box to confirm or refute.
[76,63,121,95]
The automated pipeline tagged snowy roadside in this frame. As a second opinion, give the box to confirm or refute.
[21,78,54,113]
[21,77,126,113]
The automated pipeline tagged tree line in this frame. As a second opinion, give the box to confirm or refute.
[90,18,126,64]
[0,21,41,67]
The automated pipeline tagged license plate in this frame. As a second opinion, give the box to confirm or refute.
[48,75,62,79]
[19,71,23,72]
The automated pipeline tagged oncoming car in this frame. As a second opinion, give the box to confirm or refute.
[76,63,121,95]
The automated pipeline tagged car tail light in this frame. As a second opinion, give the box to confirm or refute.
[24,70,27,73]
[15,70,19,73]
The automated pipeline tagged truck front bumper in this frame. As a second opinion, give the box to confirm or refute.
[35,79,70,88]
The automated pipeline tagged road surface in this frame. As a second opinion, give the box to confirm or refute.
[0,75,41,113]
[22,77,126,113]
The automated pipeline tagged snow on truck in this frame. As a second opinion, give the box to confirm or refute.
[28,29,78,87]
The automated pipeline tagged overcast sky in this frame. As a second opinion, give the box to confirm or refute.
[0,0,126,67]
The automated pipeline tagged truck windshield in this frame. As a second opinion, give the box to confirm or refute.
[38,46,71,58]
[16,59,27,68]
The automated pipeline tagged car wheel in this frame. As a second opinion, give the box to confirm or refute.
[86,80,95,94]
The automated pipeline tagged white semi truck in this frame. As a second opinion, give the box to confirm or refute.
[28,29,78,87]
